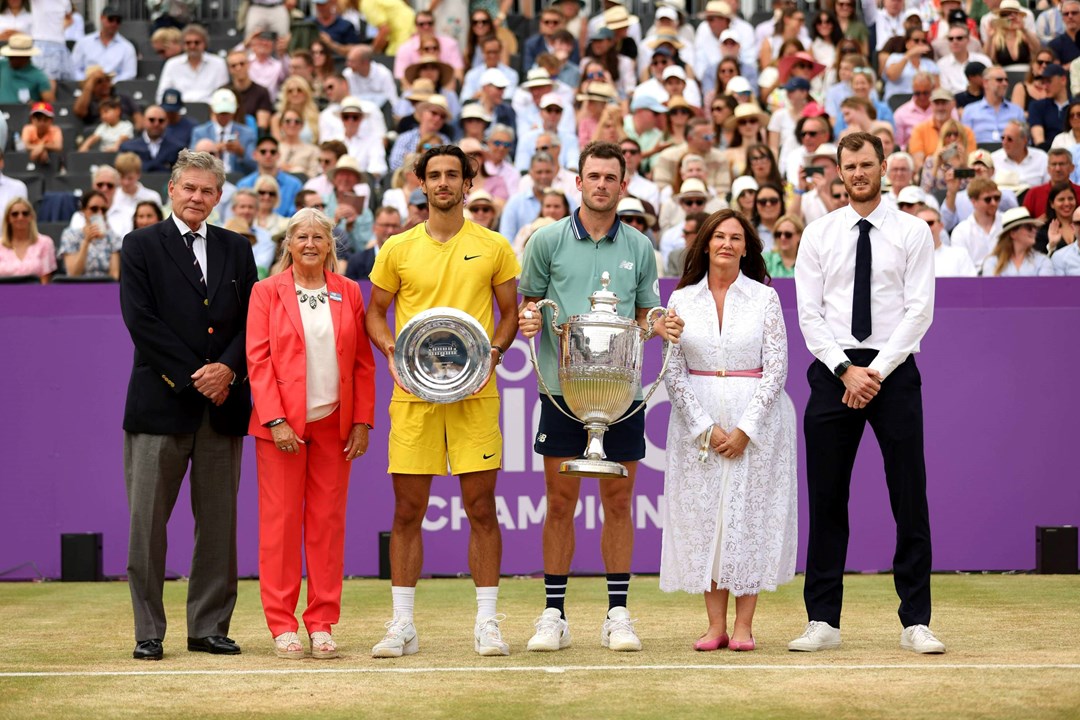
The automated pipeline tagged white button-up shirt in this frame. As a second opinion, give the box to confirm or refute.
[950,213,1003,268]
[795,202,935,380]
[991,147,1050,189]
[172,215,209,281]
[156,54,230,105]
[71,32,138,82]
[935,243,978,277]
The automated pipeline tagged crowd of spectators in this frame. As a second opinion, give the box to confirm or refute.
[2,0,1080,284]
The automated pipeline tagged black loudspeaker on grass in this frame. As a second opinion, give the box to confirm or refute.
[61,533,104,581]
[1035,526,1078,574]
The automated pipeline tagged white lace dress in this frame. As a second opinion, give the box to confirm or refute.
[660,272,799,596]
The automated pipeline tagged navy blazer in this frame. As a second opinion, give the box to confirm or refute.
[120,218,258,436]
[118,134,186,174]
[188,121,257,175]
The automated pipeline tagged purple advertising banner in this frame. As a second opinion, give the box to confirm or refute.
[2,279,1078,581]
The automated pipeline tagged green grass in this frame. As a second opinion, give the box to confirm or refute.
[1,575,1078,719]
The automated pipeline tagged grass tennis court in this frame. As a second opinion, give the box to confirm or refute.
[1,574,1078,719]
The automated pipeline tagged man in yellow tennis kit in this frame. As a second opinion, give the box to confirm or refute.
[366,145,520,657]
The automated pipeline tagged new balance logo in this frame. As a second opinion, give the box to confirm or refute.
[619,260,634,271]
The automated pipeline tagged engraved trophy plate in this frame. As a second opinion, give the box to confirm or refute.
[528,272,672,479]
[395,307,492,403]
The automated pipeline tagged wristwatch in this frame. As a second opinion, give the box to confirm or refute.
[266,418,286,428]
[833,360,852,378]
[492,345,505,366]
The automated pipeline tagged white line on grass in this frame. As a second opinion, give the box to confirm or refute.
[3,663,1080,678]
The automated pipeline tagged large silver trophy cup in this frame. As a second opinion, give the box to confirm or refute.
[529,272,672,479]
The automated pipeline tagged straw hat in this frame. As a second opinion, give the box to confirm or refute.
[674,178,708,200]
[617,196,657,227]
[520,67,555,89]
[723,102,768,130]
[576,82,619,103]
[329,155,364,181]
[224,217,256,242]
[0,34,40,57]
[404,78,436,102]
[404,55,454,88]
[603,6,634,30]
[644,32,685,50]
[999,206,1042,237]
[416,94,451,118]
[467,190,496,209]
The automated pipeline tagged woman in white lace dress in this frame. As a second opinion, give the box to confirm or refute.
[661,208,798,652]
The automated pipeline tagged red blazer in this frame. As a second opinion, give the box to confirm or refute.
[247,267,376,440]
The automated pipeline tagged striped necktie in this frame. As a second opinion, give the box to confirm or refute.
[183,231,206,286]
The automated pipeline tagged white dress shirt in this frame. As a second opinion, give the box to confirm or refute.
[950,213,1002,268]
[156,53,230,105]
[990,148,1050,189]
[795,202,935,380]
[171,214,209,281]
[344,63,399,108]
[934,243,978,277]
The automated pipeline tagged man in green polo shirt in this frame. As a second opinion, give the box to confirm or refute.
[0,34,54,105]
[518,140,683,654]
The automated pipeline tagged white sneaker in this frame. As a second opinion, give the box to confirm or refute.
[474,614,510,656]
[788,621,842,652]
[371,618,419,658]
[900,624,946,654]
[601,607,642,652]
[526,608,571,652]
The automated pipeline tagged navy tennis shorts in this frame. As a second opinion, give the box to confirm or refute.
[534,394,647,462]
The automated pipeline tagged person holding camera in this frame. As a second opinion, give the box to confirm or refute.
[58,190,122,279]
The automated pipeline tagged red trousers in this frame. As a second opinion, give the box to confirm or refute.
[256,410,350,636]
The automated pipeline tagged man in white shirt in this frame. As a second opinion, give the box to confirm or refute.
[516,94,580,172]
[792,131,944,656]
[70,5,137,81]
[337,96,388,179]
[876,0,910,52]
[991,121,1050,189]
[917,206,977,276]
[934,25,991,95]
[620,137,661,214]
[949,177,1004,267]
[461,36,519,101]
[343,45,399,110]
[695,2,755,76]
[155,24,229,105]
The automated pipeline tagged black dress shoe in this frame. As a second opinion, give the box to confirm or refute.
[187,635,242,655]
[133,639,163,660]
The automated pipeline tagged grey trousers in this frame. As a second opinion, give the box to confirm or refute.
[124,411,242,642]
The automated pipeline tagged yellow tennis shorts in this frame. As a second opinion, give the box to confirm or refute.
[387,397,502,476]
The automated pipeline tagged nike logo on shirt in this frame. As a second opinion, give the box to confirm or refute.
[464,255,481,260]
[483,453,495,459]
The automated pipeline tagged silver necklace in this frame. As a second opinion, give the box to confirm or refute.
[296,285,328,309]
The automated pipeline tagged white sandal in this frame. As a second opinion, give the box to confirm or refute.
[274,631,304,659]
[310,631,339,659]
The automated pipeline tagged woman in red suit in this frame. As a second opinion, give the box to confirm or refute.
[247,207,377,659]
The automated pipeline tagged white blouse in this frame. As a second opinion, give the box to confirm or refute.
[296,283,340,422]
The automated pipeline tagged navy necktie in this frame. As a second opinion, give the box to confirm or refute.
[183,232,206,287]
[852,218,872,342]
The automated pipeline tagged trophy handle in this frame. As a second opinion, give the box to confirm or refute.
[526,300,580,424]
[610,306,673,426]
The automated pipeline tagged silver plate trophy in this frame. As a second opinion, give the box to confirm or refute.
[394,307,492,403]
[529,272,672,479]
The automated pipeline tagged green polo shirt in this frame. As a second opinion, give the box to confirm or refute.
[0,58,51,104]
[519,209,661,399]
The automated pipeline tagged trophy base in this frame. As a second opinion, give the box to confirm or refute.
[559,458,629,479]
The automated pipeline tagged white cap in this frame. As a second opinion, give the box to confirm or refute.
[655,6,678,22]
[662,65,687,82]
[730,176,759,199]
[725,76,752,94]
[479,68,508,89]
[209,88,238,114]
[897,185,927,205]
[719,29,739,44]
[539,92,565,109]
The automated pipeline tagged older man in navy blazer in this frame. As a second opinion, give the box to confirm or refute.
[119,149,258,661]
[188,89,257,176]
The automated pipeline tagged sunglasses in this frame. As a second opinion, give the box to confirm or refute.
[711,106,726,112]
[622,147,640,155]
[981,195,1002,203]
[95,182,115,189]
[87,205,108,213]
[681,198,705,207]
[587,71,605,80]
[9,210,31,217]
[258,190,278,197]
[948,35,967,41]
[491,140,512,148]
[542,107,563,113]
[831,194,847,200]
[801,129,823,138]
[776,230,798,239]
[756,196,780,206]
[416,20,434,27]
[471,205,494,212]
[738,118,759,126]
[624,216,646,225]
[472,18,491,25]
[283,118,303,125]
[257,148,279,155]
[342,114,362,121]
[146,117,167,124]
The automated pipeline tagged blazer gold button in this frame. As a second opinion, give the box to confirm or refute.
[204,299,209,306]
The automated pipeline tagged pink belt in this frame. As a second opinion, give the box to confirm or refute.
[689,368,763,378]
